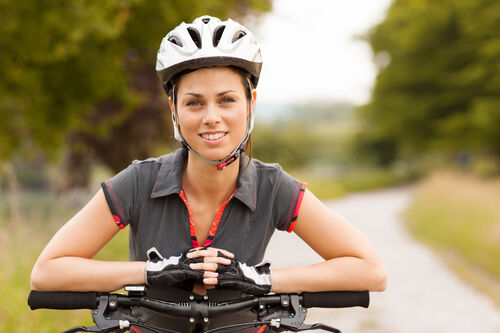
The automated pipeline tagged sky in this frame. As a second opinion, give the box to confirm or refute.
[252,0,392,106]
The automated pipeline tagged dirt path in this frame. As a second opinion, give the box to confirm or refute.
[264,187,500,332]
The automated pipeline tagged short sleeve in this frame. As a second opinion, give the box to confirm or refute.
[101,164,137,230]
[273,169,307,232]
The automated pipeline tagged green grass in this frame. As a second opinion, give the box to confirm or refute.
[0,189,128,332]
[404,171,500,306]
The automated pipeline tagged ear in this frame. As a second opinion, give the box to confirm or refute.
[250,89,257,113]
[168,96,174,113]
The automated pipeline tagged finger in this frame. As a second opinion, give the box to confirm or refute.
[187,248,213,259]
[203,256,232,265]
[190,262,218,271]
[187,247,234,259]
[211,248,235,258]
[203,277,218,285]
[203,271,218,278]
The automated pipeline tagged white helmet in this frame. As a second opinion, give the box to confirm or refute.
[156,15,262,95]
[156,15,262,171]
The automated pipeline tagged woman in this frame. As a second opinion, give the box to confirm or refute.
[31,15,386,332]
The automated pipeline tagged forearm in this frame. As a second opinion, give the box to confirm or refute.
[30,257,146,292]
[271,257,387,293]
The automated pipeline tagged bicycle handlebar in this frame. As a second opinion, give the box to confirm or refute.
[29,291,99,310]
[28,290,369,313]
[29,289,370,333]
[302,291,369,308]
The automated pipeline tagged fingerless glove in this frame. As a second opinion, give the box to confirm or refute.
[145,247,204,290]
[216,254,272,295]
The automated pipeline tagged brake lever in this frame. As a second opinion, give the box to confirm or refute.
[269,295,342,333]
[62,295,130,333]
[297,323,342,332]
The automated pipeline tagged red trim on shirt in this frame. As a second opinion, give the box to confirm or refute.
[179,186,236,248]
[287,182,307,233]
[112,215,125,229]
[106,181,126,229]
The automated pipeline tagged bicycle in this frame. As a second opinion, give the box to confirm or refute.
[28,285,369,333]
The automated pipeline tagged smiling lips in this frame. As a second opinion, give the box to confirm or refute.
[200,132,227,142]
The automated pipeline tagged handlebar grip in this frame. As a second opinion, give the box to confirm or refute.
[28,290,98,310]
[301,291,369,309]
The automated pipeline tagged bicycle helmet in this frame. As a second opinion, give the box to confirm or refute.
[156,15,262,94]
[156,15,262,170]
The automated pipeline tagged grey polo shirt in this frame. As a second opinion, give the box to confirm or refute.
[101,147,306,331]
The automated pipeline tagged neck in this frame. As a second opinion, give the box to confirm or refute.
[183,151,240,202]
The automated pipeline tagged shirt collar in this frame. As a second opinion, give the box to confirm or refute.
[150,148,186,198]
[150,148,257,211]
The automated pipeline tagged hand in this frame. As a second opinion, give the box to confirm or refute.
[216,256,273,295]
[186,247,235,289]
[145,247,210,290]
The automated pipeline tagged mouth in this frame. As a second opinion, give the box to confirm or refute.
[199,132,227,142]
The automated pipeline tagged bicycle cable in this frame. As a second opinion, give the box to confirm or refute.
[203,321,272,333]
[130,322,178,333]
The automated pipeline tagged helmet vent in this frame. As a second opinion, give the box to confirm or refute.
[187,27,202,48]
[232,30,246,43]
[167,36,183,47]
[202,17,210,24]
[213,25,226,47]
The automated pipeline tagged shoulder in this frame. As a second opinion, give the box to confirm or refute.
[250,157,284,177]
[129,149,181,176]
[249,157,300,192]
[110,149,183,194]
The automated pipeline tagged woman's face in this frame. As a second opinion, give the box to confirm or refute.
[170,67,256,162]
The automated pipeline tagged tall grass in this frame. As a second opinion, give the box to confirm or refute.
[404,170,500,306]
[0,189,129,332]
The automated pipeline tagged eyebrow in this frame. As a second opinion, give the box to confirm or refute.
[183,90,237,98]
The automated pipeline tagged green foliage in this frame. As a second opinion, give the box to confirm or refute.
[252,101,356,170]
[0,0,272,181]
[357,0,500,167]
[252,122,318,169]
[251,101,419,198]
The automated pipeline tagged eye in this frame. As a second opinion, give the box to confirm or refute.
[219,96,235,104]
[186,99,202,107]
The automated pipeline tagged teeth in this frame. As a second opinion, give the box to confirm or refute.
[202,132,225,140]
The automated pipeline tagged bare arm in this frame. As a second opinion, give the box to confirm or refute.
[271,190,387,293]
[30,189,146,292]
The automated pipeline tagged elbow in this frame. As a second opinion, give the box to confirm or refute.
[30,260,51,291]
[30,263,44,291]
[370,263,387,292]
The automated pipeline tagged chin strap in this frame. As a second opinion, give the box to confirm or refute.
[180,126,248,171]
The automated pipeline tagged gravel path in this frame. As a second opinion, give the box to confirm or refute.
[264,186,500,333]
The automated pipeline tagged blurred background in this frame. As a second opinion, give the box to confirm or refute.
[1,0,499,331]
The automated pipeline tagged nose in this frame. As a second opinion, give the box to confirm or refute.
[203,103,221,125]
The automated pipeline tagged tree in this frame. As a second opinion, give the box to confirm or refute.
[0,0,272,189]
[356,0,500,167]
